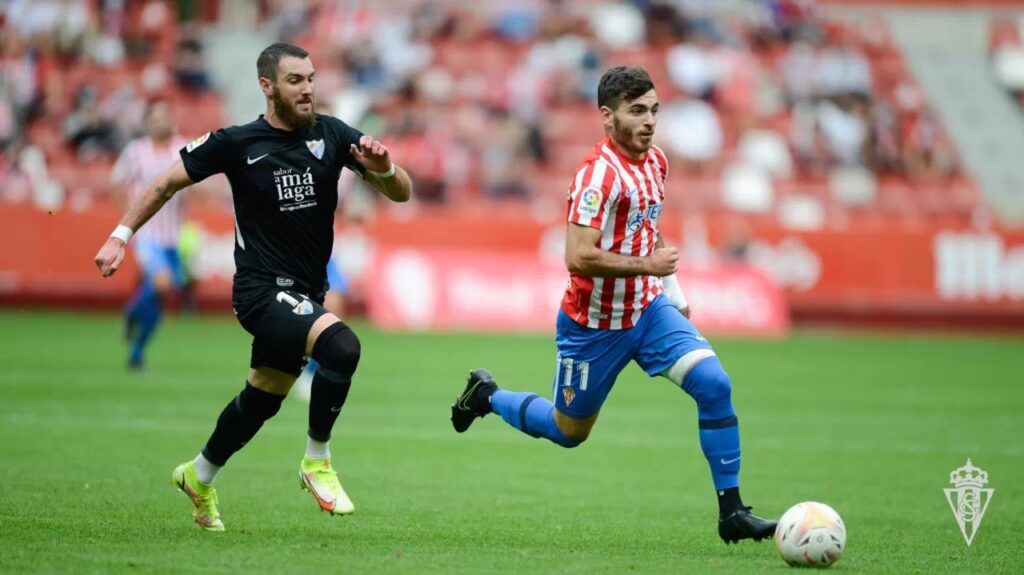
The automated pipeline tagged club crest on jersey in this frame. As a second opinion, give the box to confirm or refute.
[562,385,576,406]
[186,132,210,153]
[306,139,325,160]
[577,187,602,219]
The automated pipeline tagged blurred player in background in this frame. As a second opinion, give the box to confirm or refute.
[111,98,190,371]
[94,43,413,532]
[451,66,778,544]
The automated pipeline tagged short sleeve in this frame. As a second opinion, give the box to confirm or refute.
[567,160,618,230]
[179,129,236,182]
[325,116,366,176]
[111,141,137,186]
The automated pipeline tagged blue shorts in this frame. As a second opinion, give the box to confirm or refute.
[552,294,713,418]
[134,238,184,288]
[326,259,349,295]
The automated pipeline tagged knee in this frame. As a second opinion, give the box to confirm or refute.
[686,357,732,407]
[557,429,587,448]
[552,411,593,448]
[152,273,174,295]
[313,324,361,377]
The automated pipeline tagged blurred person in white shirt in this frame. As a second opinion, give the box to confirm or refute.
[110,98,191,371]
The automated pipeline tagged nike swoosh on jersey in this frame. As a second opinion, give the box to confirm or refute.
[247,153,269,165]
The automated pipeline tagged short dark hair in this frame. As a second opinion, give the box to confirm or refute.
[257,42,310,80]
[597,66,655,110]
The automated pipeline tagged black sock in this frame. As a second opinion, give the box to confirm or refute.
[308,368,352,442]
[201,382,285,465]
[717,487,744,517]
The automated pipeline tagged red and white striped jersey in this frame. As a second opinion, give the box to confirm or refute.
[561,136,669,330]
[111,135,189,246]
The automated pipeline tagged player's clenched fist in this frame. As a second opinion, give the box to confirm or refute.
[645,247,678,277]
[94,237,126,277]
[349,135,391,173]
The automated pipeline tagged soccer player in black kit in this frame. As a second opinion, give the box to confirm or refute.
[94,43,413,531]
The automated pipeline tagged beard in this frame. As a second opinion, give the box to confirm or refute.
[272,86,316,130]
[611,116,650,156]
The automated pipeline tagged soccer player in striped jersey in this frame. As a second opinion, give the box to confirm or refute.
[111,99,190,371]
[451,66,778,544]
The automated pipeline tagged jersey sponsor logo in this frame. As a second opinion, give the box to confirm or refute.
[577,187,602,219]
[306,139,325,160]
[627,204,663,232]
[628,212,643,233]
[186,132,210,153]
[273,167,318,211]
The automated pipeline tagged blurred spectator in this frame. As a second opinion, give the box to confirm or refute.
[666,31,720,99]
[0,32,43,130]
[479,108,532,199]
[5,0,92,58]
[989,15,1024,106]
[587,2,645,49]
[88,33,126,68]
[0,138,62,208]
[0,140,34,203]
[174,37,211,92]
[814,26,871,98]
[658,96,723,175]
[63,85,118,159]
[0,0,980,228]
[722,163,774,213]
[779,40,817,102]
[817,94,868,166]
[863,98,900,173]
[102,85,148,148]
[264,0,312,42]
[738,126,793,179]
[900,107,957,183]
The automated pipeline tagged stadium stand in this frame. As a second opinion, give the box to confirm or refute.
[1,0,986,230]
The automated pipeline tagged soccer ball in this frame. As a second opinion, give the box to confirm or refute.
[774,501,846,568]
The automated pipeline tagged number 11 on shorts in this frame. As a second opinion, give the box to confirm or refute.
[556,357,590,391]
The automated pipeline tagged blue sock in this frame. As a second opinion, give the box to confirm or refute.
[683,357,740,490]
[124,286,145,324]
[130,286,163,365]
[490,390,581,448]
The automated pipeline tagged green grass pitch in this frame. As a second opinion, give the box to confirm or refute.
[1,309,1022,573]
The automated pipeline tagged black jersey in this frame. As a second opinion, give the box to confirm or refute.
[180,114,364,296]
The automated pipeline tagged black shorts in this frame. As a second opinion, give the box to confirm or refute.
[233,286,331,376]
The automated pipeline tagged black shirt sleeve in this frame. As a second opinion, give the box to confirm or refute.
[179,128,238,182]
[325,116,366,176]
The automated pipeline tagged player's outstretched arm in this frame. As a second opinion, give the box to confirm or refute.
[350,135,412,203]
[565,223,678,278]
[94,160,195,277]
